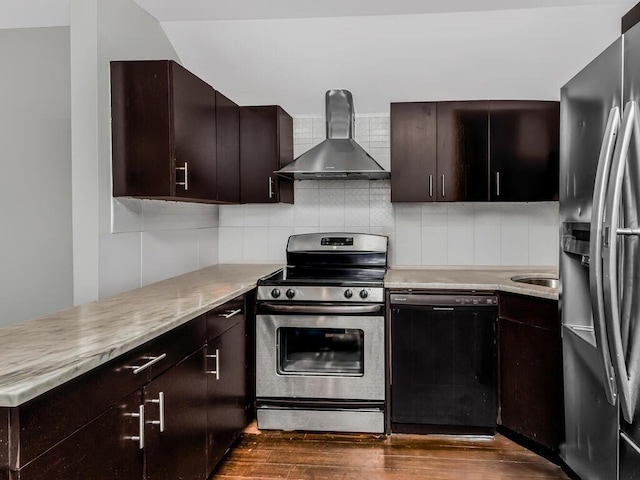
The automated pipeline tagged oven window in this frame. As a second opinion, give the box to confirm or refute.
[277,327,364,376]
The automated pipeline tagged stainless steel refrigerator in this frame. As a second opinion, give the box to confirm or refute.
[561,21,640,480]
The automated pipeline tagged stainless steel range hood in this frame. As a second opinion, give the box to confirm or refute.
[275,90,390,180]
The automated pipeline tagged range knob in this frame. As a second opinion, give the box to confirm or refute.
[271,288,281,299]
[344,289,353,299]
[359,289,369,299]
[286,289,296,299]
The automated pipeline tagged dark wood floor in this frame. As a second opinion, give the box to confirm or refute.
[212,427,570,479]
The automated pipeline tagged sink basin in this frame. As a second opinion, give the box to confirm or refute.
[510,275,559,289]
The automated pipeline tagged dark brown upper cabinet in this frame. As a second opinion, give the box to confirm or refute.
[489,101,560,202]
[390,100,558,202]
[111,60,218,203]
[391,101,489,202]
[390,102,437,202]
[437,101,490,201]
[240,106,294,204]
[215,91,240,203]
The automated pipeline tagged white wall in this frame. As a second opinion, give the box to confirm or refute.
[71,0,219,301]
[0,27,73,326]
[162,5,628,114]
[219,116,559,266]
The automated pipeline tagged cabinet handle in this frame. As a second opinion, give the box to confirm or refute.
[206,348,220,379]
[147,391,165,432]
[268,176,274,199]
[131,353,167,375]
[127,405,145,449]
[428,175,433,198]
[218,308,242,319]
[176,161,189,191]
[441,175,445,198]
[496,171,501,197]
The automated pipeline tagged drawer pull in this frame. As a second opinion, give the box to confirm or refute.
[218,308,242,319]
[131,353,167,375]
[206,349,220,379]
[126,405,145,449]
[147,391,165,432]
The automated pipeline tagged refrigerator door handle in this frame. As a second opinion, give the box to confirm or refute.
[590,106,621,406]
[603,100,640,423]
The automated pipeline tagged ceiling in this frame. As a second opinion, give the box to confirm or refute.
[0,0,637,28]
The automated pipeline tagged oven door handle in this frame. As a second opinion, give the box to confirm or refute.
[260,303,383,315]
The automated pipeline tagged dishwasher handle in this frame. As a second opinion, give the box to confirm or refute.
[390,293,498,307]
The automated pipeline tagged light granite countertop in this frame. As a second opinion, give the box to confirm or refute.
[0,263,558,408]
[385,266,559,301]
[0,263,282,407]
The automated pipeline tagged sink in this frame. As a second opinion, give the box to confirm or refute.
[510,275,559,289]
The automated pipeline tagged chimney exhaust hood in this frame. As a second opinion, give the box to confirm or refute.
[275,89,390,180]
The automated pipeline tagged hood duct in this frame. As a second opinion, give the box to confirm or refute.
[275,89,390,180]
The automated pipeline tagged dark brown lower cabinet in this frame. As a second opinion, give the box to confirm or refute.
[145,348,207,480]
[207,321,247,471]
[1,294,250,480]
[498,294,564,451]
[11,392,143,480]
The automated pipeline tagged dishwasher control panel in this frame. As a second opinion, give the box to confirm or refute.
[390,293,498,307]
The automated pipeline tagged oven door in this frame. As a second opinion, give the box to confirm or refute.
[256,309,385,401]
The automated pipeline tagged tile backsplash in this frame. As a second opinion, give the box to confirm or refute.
[220,114,559,266]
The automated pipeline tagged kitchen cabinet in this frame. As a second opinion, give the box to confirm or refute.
[1,294,250,479]
[489,101,560,201]
[144,348,207,480]
[240,106,294,204]
[110,60,218,203]
[391,100,489,202]
[498,293,564,451]
[390,102,437,202]
[390,100,558,202]
[215,91,240,203]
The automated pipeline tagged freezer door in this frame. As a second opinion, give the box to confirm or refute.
[560,37,622,479]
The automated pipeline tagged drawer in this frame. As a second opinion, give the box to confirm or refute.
[145,314,206,380]
[499,293,559,330]
[206,295,245,342]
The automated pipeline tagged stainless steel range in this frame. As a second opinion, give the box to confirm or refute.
[255,232,388,433]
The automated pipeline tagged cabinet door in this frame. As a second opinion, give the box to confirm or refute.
[216,91,240,203]
[207,322,247,472]
[240,106,294,204]
[390,102,437,202]
[489,100,560,201]
[14,392,143,480]
[437,101,490,201]
[144,348,207,480]
[499,318,563,450]
[171,62,218,201]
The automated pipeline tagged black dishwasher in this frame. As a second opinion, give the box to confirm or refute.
[390,293,498,434]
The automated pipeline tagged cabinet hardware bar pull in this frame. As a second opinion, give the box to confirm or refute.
[429,175,433,197]
[147,392,165,432]
[441,175,445,198]
[206,349,220,379]
[218,308,242,319]
[131,353,167,375]
[496,171,501,197]
[175,162,189,191]
[127,405,145,449]
[268,176,274,199]
[617,228,640,236]
[433,307,455,311]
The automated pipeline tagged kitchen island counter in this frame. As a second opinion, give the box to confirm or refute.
[385,266,558,300]
[0,263,282,407]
